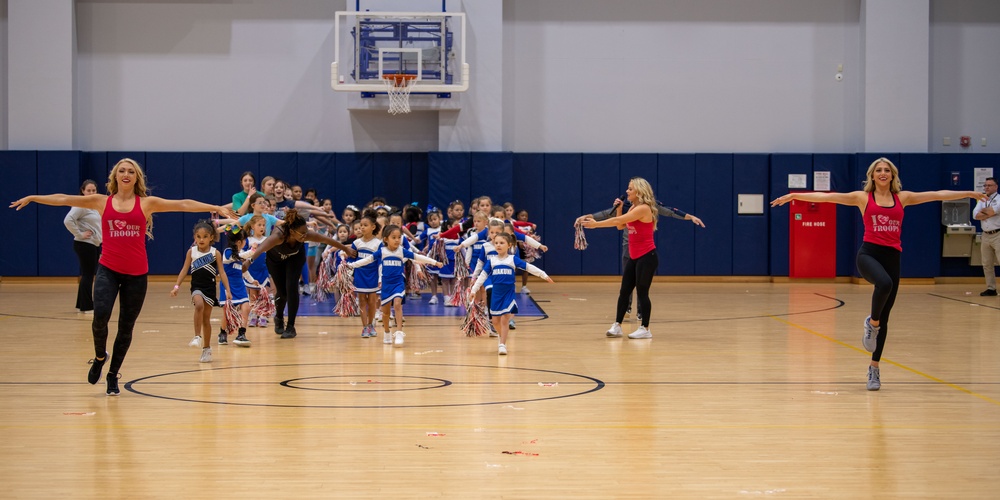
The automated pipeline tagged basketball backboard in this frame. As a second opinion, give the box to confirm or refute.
[331,10,469,96]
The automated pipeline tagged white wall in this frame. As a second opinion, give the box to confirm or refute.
[929,0,1000,153]
[3,0,997,153]
[0,0,7,150]
[504,0,862,153]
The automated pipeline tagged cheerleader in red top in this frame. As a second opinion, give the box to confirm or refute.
[10,158,236,396]
[771,157,986,391]
[582,177,661,340]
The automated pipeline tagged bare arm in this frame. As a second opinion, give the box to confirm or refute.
[169,249,193,297]
[899,190,987,207]
[143,196,236,218]
[11,193,106,212]
[770,191,867,209]
[582,204,652,229]
[304,231,357,257]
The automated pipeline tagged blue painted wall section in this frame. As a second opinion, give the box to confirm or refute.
[2,151,995,279]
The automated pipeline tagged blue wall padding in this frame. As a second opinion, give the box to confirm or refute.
[732,154,769,275]
[145,152,186,276]
[694,154,734,275]
[298,153,337,207]
[260,153,297,189]
[813,154,857,277]
[512,153,545,231]
[471,152,514,209]
[898,153,942,277]
[334,153,374,209]
[4,150,997,279]
[658,154,697,275]
[410,153,429,210]
[0,151,39,276]
[374,153,411,209]
[768,154,812,276]
[427,152,470,214]
[220,153,259,207]
[580,154,622,275]
[542,154,583,275]
[37,151,83,276]
[82,152,108,190]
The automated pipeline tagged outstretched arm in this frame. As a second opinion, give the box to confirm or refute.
[143,196,236,218]
[581,204,652,229]
[770,191,867,209]
[900,190,987,207]
[10,193,106,212]
[304,231,357,257]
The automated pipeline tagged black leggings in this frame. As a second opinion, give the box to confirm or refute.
[73,241,100,311]
[856,242,900,362]
[616,250,658,328]
[267,251,306,328]
[92,264,148,375]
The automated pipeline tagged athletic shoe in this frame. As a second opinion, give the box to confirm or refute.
[637,311,643,322]
[627,326,652,339]
[428,295,438,305]
[258,317,268,328]
[393,331,406,346]
[87,353,107,385]
[248,317,258,328]
[606,322,623,338]
[218,332,228,346]
[361,326,369,338]
[981,288,998,297]
[444,302,456,308]
[274,317,285,335]
[862,316,877,352]
[867,366,881,391]
[375,310,383,323]
[82,310,94,315]
[509,319,516,330]
[233,333,251,347]
[521,286,530,294]
[389,317,396,328]
[106,372,121,396]
[383,331,393,345]
[489,324,499,337]
[200,348,212,363]
[498,343,508,355]
[281,326,297,339]
[623,309,630,319]
[188,335,202,347]
[408,292,421,300]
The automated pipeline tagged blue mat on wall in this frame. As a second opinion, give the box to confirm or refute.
[297,292,547,318]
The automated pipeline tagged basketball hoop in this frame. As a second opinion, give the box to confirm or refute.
[382,74,417,115]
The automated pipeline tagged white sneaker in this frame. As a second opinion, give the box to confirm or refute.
[189,335,202,347]
[606,323,623,338]
[200,347,212,363]
[521,286,530,294]
[498,343,508,355]
[383,331,393,344]
[393,331,406,346]
[428,295,438,305]
[627,326,652,339]
[489,325,499,337]
[375,310,383,323]
[508,319,516,330]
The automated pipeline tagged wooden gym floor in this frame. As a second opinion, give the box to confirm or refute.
[0,278,997,498]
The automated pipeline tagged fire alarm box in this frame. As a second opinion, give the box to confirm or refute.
[960,136,972,148]
[788,195,837,278]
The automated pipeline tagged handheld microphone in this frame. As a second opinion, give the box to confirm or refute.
[612,193,627,209]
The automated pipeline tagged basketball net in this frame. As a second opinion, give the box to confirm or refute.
[383,75,416,115]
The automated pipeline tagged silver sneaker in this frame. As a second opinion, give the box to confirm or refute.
[627,326,652,339]
[393,331,406,346]
[606,322,623,338]
[383,331,393,344]
[867,366,881,391]
[189,335,202,347]
[862,316,878,352]
[200,347,212,363]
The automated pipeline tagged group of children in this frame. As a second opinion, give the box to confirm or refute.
[170,186,551,360]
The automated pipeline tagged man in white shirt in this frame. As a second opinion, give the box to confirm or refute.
[973,177,1000,296]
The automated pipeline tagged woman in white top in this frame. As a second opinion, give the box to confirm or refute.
[63,180,103,313]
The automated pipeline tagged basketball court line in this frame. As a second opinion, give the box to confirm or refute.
[769,315,1000,407]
